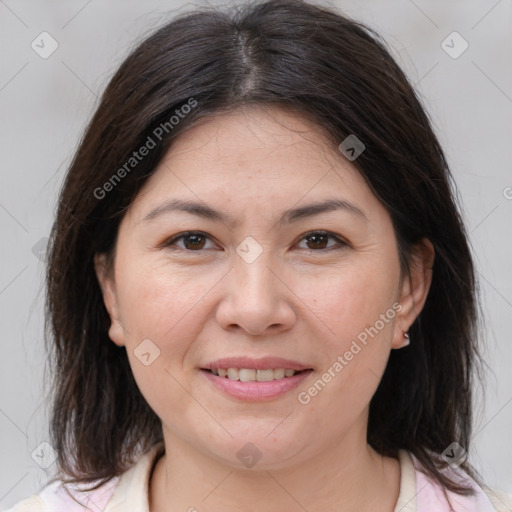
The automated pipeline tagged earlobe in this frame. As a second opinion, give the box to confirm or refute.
[93,253,126,347]
[392,238,435,349]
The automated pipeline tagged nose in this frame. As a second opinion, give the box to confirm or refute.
[215,249,296,336]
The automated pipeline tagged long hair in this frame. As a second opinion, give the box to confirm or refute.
[45,0,484,499]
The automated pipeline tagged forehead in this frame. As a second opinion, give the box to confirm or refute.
[167,105,340,172]
[125,105,384,226]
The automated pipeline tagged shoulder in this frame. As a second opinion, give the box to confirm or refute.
[481,486,512,512]
[4,442,164,512]
[405,451,512,512]
[3,495,47,512]
[3,476,120,512]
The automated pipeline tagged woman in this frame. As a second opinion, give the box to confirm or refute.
[7,1,511,511]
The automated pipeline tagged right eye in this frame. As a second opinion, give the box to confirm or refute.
[161,231,218,252]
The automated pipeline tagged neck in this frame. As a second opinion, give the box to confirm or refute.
[149,428,401,512]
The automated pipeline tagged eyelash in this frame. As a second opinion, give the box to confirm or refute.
[161,230,349,254]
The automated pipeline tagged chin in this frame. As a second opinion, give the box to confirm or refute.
[205,429,308,471]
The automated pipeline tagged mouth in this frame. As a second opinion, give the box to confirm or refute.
[199,362,314,401]
[200,367,311,381]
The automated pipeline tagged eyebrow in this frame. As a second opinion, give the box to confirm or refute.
[142,198,368,226]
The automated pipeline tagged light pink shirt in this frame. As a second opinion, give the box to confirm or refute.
[5,443,511,511]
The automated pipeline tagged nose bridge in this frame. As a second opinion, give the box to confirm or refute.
[215,238,296,334]
[232,240,278,302]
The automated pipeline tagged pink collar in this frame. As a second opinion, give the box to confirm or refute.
[411,453,497,511]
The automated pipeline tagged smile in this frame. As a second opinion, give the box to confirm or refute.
[209,368,301,381]
[200,368,314,401]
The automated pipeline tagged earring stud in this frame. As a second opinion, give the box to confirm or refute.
[401,330,410,346]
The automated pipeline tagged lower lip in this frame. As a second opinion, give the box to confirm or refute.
[200,369,313,401]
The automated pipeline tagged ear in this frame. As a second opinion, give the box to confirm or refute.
[94,253,126,347]
[392,238,435,349]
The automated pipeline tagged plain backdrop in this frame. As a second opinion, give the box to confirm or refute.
[1,0,511,508]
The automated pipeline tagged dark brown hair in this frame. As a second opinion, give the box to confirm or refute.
[45,0,484,501]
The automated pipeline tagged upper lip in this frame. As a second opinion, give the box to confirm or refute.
[202,357,313,371]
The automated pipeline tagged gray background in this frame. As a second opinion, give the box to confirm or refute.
[1,0,511,508]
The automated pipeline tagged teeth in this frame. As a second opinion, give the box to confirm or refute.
[227,368,239,380]
[210,368,300,381]
[239,369,256,382]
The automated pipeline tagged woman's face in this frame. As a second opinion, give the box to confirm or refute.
[96,105,431,470]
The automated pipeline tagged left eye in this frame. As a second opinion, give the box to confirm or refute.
[162,230,347,252]
[295,231,347,251]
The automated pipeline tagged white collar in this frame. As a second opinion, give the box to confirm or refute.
[105,442,164,512]
[104,443,418,512]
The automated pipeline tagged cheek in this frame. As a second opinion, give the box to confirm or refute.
[114,256,217,342]
[113,260,213,418]
[299,260,400,344]
[111,257,226,406]
[294,259,400,408]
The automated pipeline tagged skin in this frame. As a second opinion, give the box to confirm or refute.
[95,105,434,512]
